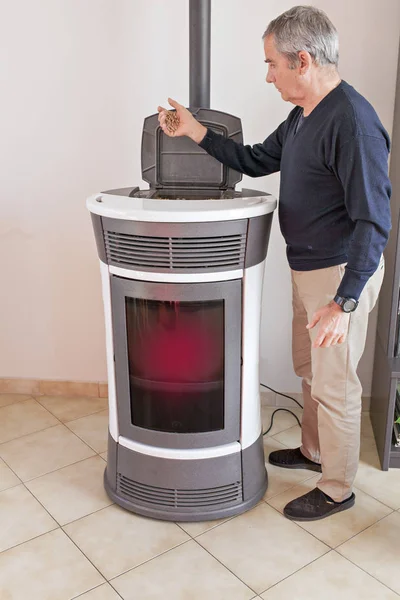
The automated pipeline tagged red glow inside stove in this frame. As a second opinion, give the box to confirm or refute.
[127,299,224,384]
[142,321,221,382]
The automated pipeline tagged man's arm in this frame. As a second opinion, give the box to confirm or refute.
[199,122,285,177]
[335,134,391,299]
[158,98,285,177]
[307,132,391,349]
[198,125,284,178]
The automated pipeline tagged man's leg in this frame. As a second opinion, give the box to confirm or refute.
[291,271,321,464]
[292,260,384,503]
[269,273,322,473]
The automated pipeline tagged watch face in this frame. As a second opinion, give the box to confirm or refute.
[343,299,357,312]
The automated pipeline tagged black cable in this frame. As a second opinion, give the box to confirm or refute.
[260,383,302,436]
[260,383,303,409]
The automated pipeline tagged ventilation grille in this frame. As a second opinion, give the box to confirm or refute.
[117,474,242,509]
[105,231,246,271]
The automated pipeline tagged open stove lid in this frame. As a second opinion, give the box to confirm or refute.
[141,108,243,191]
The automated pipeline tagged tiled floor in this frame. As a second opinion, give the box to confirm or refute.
[0,393,400,599]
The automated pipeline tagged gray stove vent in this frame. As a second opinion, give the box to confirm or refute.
[105,230,246,272]
[118,474,242,509]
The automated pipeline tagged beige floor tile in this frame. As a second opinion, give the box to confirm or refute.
[0,484,58,552]
[267,479,392,547]
[261,406,302,437]
[272,425,302,447]
[26,456,112,525]
[0,398,59,444]
[112,540,254,600]
[337,511,400,594]
[0,457,20,491]
[355,447,400,510]
[178,515,234,537]
[263,436,288,456]
[100,452,107,461]
[0,528,104,600]
[264,463,319,500]
[73,583,121,599]
[0,424,95,481]
[266,475,321,509]
[64,504,190,580]
[66,410,109,453]
[263,437,318,500]
[196,502,329,594]
[260,550,399,600]
[0,393,32,408]
[35,395,108,423]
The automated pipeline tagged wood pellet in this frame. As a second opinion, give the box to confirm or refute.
[165,110,180,133]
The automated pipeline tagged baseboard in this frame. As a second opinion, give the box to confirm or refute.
[0,378,370,411]
[0,378,108,398]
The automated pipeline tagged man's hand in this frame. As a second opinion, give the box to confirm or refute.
[157,98,207,143]
[307,301,350,348]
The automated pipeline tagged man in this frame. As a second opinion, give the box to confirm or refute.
[157,5,391,521]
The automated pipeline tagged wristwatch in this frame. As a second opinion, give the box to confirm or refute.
[333,295,359,313]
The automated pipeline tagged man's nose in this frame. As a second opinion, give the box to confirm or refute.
[266,68,274,84]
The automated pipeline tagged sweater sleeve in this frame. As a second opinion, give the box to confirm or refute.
[334,134,391,300]
[198,120,286,178]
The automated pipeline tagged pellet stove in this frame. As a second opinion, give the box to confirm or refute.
[87,0,277,521]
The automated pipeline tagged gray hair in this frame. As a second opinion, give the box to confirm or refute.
[263,6,339,68]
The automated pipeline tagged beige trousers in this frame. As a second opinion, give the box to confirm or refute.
[291,258,384,502]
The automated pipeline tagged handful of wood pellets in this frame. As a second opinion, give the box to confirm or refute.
[165,110,180,134]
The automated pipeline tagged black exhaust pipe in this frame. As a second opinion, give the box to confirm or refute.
[189,0,211,109]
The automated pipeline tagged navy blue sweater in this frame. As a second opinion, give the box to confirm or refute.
[199,81,391,300]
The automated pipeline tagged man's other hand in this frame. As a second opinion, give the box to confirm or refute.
[307,301,350,348]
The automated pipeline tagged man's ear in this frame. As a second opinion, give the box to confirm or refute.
[298,50,313,74]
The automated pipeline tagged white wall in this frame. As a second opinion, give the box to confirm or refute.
[1,0,399,391]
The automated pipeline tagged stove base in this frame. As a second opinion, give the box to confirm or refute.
[104,471,266,521]
[104,432,268,522]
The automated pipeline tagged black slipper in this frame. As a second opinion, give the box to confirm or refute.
[269,447,322,473]
[283,488,356,522]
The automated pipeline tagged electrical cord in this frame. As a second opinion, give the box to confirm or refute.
[260,383,302,436]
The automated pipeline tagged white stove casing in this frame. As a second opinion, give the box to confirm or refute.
[88,188,277,521]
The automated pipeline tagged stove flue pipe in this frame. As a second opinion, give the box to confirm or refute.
[189,0,211,109]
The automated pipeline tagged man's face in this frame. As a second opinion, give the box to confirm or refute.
[263,35,302,103]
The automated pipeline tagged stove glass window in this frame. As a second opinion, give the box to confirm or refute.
[125,298,225,433]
